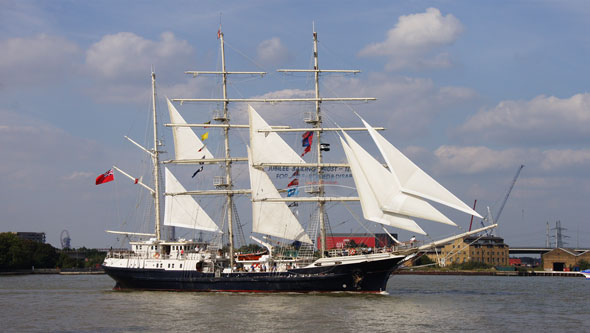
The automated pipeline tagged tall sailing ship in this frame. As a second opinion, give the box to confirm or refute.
[102,28,496,293]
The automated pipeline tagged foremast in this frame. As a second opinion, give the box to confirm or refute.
[107,72,162,242]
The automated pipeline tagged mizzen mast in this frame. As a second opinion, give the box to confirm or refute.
[151,71,163,241]
[276,27,375,257]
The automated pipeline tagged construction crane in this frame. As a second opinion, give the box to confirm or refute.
[480,164,525,234]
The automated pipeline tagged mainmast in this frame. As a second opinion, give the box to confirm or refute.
[151,71,162,241]
[219,31,235,267]
[172,29,266,269]
[312,29,327,257]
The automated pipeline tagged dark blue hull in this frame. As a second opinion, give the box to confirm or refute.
[103,256,404,293]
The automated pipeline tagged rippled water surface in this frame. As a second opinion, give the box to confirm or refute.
[1,274,588,332]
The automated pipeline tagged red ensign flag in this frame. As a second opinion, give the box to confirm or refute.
[95,169,114,185]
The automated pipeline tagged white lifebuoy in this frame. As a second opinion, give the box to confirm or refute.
[349,249,356,255]
[154,252,160,259]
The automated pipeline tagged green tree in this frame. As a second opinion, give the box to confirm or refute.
[32,243,60,268]
[450,261,493,270]
[237,244,264,253]
[578,259,590,270]
[414,254,435,266]
[0,233,58,269]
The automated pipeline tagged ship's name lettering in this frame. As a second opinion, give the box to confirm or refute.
[267,166,290,171]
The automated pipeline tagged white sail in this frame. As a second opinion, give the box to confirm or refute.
[248,105,305,165]
[163,168,220,233]
[167,98,214,160]
[340,137,426,235]
[342,132,456,227]
[361,118,482,218]
[247,147,312,244]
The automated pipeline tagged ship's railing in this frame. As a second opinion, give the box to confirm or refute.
[106,249,216,261]
[325,243,421,257]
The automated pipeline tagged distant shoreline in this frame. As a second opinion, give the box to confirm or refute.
[394,269,584,277]
[0,268,105,276]
[1,268,582,278]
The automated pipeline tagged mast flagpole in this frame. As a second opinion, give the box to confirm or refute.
[151,71,162,241]
[312,27,328,258]
[219,29,235,269]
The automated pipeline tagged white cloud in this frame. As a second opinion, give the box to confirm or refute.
[322,73,477,138]
[0,34,81,88]
[85,32,194,82]
[540,149,590,171]
[433,145,590,175]
[457,93,590,145]
[0,108,104,189]
[434,145,526,175]
[82,32,196,104]
[62,171,94,181]
[256,37,291,67]
[359,8,463,70]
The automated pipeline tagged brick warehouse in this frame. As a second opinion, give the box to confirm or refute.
[542,248,590,271]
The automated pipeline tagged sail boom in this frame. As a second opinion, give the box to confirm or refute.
[258,162,349,167]
[258,127,384,132]
[257,197,359,202]
[164,159,352,167]
[172,97,375,103]
[106,230,156,237]
[124,136,155,157]
[163,158,247,164]
[112,165,155,194]
[165,124,290,129]
[277,69,361,73]
[185,70,266,75]
[166,190,252,196]
[418,224,498,251]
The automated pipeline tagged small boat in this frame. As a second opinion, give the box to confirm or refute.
[581,269,590,279]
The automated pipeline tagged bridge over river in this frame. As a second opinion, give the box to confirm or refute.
[509,247,590,255]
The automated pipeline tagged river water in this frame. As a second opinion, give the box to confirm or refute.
[1,273,588,332]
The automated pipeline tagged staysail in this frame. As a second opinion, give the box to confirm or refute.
[167,98,214,160]
[361,118,482,218]
[163,168,220,233]
[340,137,426,235]
[341,132,456,227]
[247,147,313,244]
[248,105,305,165]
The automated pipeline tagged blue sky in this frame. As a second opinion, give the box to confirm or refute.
[1,0,589,249]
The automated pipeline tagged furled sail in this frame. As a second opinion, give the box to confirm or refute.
[341,137,426,235]
[167,98,214,160]
[163,168,220,233]
[341,132,456,227]
[248,105,305,165]
[361,118,482,218]
[247,147,312,244]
